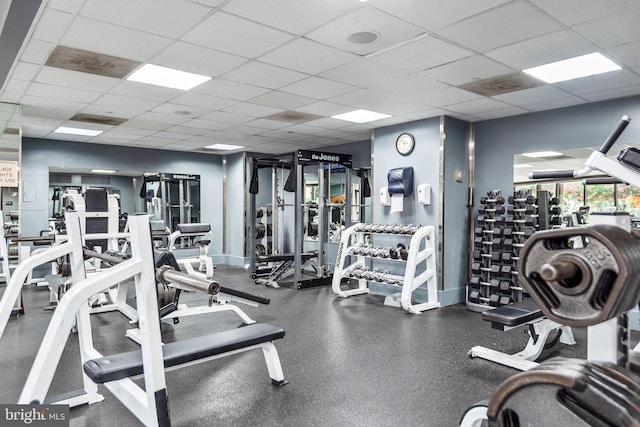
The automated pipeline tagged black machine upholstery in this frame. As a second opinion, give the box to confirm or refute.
[83,323,285,384]
[481,298,542,328]
[257,250,317,263]
[176,223,211,234]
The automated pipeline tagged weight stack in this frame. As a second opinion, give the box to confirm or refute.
[467,190,506,312]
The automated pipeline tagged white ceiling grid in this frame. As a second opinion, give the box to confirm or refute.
[0,0,639,154]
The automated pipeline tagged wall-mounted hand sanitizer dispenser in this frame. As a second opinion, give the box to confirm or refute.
[380,186,390,206]
[417,183,431,205]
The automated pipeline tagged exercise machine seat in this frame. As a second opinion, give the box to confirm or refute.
[83,323,285,384]
[258,250,318,263]
[176,223,211,234]
[482,298,542,328]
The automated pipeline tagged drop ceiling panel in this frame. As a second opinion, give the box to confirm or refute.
[409,87,481,107]
[367,74,447,98]
[169,92,236,111]
[109,81,183,102]
[419,55,513,86]
[327,89,397,109]
[373,99,432,116]
[95,94,162,112]
[280,77,356,100]
[296,101,353,118]
[367,0,510,31]
[573,9,640,48]
[222,0,358,35]
[485,30,595,70]
[27,82,100,103]
[135,112,191,126]
[319,59,400,87]
[520,96,587,112]
[198,110,254,125]
[259,38,358,75]
[474,106,530,120]
[223,62,307,89]
[435,2,562,52]
[182,12,293,59]
[492,85,572,105]
[47,0,85,14]
[78,0,211,38]
[12,62,41,82]
[150,103,209,118]
[80,105,145,119]
[20,39,56,65]
[2,80,30,97]
[120,119,172,131]
[247,91,316,110]
[36,67,119,93]
[180,119,231,131]
[306,6,424,56]
[22,106,74,120]
[529,0,640,26]
[554,69,640,95]
[30,8,74,45]
[60,16,172,61]
[608,41,640,68]
[223,102,283,118]
[580,84,640,102]
[150,41,247,77]
[193,78,270,101]
[368,35,473,73]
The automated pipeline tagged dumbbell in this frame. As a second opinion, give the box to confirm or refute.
[501,252,512,263]
[492,237,503,249]
[491,251,501,263]
[550,206,562,215]
[397,243,408,260]
[518,224,640,327]
[256,208,264,218]
[499,281,511,292]
[489,294,501,307]
[499,296,512,306]
[550,217,563,226]
[490,279,500,288]
[468,290,481,303]
[470,276,481,287]
[373,247,389,258]
[500,265,512,278]
[490,264,501,277]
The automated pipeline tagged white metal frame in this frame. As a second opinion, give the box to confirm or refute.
[468,318,575,371]
[332,223,440,314]
[168,225,214,279]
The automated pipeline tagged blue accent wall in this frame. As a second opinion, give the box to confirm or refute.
[21,137,224,256]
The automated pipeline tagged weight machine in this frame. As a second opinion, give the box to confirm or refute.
[462,115,640,426]
[248,150,356,288]
[141,172,200,231]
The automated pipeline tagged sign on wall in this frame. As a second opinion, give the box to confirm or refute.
[0,161,18,186]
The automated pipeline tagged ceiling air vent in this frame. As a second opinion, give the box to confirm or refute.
[70,113,127,126]
[263,111,324,124]
[3,128,19,135]
[459,72,543,97]
[45,46,141,79]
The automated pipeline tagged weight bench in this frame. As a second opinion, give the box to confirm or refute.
[169,223,214,279]
[254,250,318,287]
[468,298,575,371]
[84,323,288,386]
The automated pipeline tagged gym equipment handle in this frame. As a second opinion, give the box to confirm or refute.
[598,114,631,154]
[529,170,575,179]
[156,265,220,295]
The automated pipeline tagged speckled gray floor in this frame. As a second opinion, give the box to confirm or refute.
[0,265,596,427]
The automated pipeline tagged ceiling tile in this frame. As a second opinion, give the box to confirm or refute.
[20,40,56,65]
[580,83,640,102]
[151,103,210,118]
[150,41,247,77]
[373,99,432,116]
[47,0,85,14]
[31,8,74,44]
[554,69,640,95]
[80,104,145,119]
[327,89,397,109]
[36,66,119,92]
[182,12,294,59]
[109,81,183,102]
[280,77,356,99]
[119,119,172,131]
[79,0,211,38]
[193,78,270,101]
[608,41,640,68]
[486,30,595,70]
[306,6,424,56]
[180,118,232,131]
[492,85,573,105]
[409,87,482,107]
[573,9,640,48]
[169,92,236,111]
[435,2,562,52]
[445,97,512,115]
[368,35,473,73]
[60,16,172,61]
[247,91,316,110]
[198,110,254,125]
[12,62,41,82]
[26,82,100,103]
[223,102,283,118]
[529,0,640,26]
[222,0,358,34]
[367,0,510,31]
[22,106,74,120]
[367,74,447,98]
[474,106,529,120]
[133,112,190,125]
[223,62,307,89]
[521,96,587,112]
[2,80,31,97]
[295,101,354,118]
[319,58,400,87]
[259,38,358,74]
[419,55,513,86]
[95,94,162,111]
[244,118,291,130]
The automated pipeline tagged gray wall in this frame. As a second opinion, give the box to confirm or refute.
[224,152,246,265]
[474,95,640,203]
[21,137,224,256]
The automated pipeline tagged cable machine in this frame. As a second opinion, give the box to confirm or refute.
[249,150,355,288]
[140,172,200,231]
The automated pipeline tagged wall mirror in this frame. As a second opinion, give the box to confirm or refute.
[0,102,20,224]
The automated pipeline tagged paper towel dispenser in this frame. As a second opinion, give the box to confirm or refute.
[387,167,414,197]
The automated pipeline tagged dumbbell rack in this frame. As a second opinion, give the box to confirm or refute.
[332,223,439,314]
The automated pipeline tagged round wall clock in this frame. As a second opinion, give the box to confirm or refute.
[396,132,415,156]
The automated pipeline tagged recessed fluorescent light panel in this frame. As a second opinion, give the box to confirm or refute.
[127,64,211,90]
[54,126,103,136]
[204,144,244,151]
[331,109,391,124]
[523,52,621,84]
[521,151,563,158]
[91,169,116,174]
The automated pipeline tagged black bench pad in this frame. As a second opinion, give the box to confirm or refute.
[83,323,285,384]
[258,250,317,263]
[481,298,542,327]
